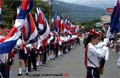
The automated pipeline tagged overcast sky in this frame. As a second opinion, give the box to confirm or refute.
[57,0,117,9]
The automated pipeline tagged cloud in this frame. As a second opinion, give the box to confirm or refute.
[57,0,117,4]
[57,0,117,8]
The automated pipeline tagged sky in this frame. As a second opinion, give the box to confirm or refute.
[57,0,117,9]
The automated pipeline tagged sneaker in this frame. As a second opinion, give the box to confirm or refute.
[47,56,50,61]
[36,62,40,66]
[28,69,31,72]
[31,65,33,69]
[39,62,43,66]
[34,68,37,71]
[58,51,61,56]
[17,74,22,76]
[25,72,29,75]
[50,55,53,60]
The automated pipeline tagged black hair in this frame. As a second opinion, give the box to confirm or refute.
[84,34,98,48]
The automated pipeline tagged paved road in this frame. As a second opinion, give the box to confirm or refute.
[10,42,120,78]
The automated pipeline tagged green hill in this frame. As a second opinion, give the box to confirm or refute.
[52,1,105,23]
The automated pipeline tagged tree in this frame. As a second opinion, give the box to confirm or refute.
[81,19,101,32]
[1,0,51,29]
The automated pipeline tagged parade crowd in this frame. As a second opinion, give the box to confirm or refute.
[0,0,120,78]
[0,0,81,78]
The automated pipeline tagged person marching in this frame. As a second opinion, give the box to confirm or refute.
[48,32,56,60]
[56,33,62,56]
[62,32,67,54]
[37,41,43,66]
[59,32,64,55]
[36,36,43,66]
[95,31,109,75]
[84,30,107,78]
[16,37,28,76]
[27,43,37,72]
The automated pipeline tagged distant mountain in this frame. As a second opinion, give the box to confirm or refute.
[52,1,106,23]
[83,3,115,9]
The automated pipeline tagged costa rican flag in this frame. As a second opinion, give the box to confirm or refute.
[64,19,69,32]
[35,7,50,46]
[53,31,61,44]
[106,0,120,38]
[22,13,38,44]
[60,19,65,33]
[0,0,33,54]
[52,15,60,33]
[70,24,75,34]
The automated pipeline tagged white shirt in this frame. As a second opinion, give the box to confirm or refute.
[16,39,22,46]
[95,39,109,60]
[103,38,109,60]
[67,35,71,40]
[87,43,105,68]
[26,44,33,49]
[63,36,68,42]
[60,36,64,41]
[47,36,54,44]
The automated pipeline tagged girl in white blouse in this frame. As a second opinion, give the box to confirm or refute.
[84,30,106,78]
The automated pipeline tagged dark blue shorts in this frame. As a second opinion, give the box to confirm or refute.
[19,51,28,60]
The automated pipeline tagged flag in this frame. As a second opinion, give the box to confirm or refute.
[0,0,33,54]
[0,27,21,54]
[53,31,61,44]
[18,0,33,19]
[106,0,120,38]
[35,7,45,34]
[35,7,50,46]
[52,15,60,33]
[24,13,38,43]
[64,19,69,32]
[60,19,70,33]
[52,17,58,32]
[17,1,37,44]
[60,19,65,33]
[17,7,30,41]
[70,24,75,34]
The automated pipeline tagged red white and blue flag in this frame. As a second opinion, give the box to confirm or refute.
[60,19,65,33]
[0,0,33,54]
[70,24,75,34]
[52,15,60,33]
[35,7,50,46]
[106,0,120,38]
[17,0,38,44]
[64,19,69,32]
[21,13,38,44]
